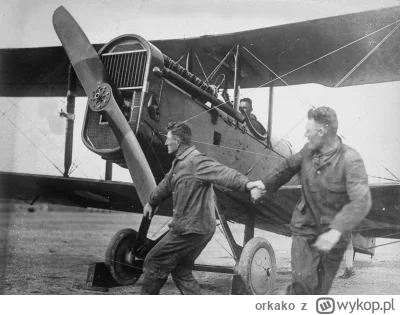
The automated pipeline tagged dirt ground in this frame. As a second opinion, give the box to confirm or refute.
[1,205,400,295]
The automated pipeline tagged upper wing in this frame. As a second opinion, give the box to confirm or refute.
[2,6,400,97]
[155,5,400,89]
[0,44,102,97]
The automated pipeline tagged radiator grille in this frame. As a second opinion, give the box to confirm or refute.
[100,50,147,89]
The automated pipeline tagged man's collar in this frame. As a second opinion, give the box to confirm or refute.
[321,136,342,156]
[176,145,196,160]
[308,136,342,158]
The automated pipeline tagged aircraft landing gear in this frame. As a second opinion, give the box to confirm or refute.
[236,237,276,295]
[86,214,277,294]
[214,207,277,295]
[104,228,143,286]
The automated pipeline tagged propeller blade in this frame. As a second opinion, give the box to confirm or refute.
[52,6,111,95]
[52,6,156,207]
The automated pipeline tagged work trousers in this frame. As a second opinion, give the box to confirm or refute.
[286,234,349,295]
[141,230,214,295]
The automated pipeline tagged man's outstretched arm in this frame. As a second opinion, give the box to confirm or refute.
[194,153,264,197]
[262,145,306,193]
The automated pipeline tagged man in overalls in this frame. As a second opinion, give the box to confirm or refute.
[261,107,371,294]
[141,121,264,294]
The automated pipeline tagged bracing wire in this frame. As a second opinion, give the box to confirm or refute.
[1,110,63,175]
[239,20,400,180]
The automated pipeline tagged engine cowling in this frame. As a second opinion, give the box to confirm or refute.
[81,34,163,166]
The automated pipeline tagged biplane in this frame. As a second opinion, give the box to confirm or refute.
[1,5,400,294]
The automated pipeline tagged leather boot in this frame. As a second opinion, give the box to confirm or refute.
[140,277,168,295]
[338,267,355,279]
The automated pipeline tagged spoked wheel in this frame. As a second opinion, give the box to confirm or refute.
[105,228,143,286]
[236,237,277,295]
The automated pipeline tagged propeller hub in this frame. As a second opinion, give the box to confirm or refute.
[89,84,111,111]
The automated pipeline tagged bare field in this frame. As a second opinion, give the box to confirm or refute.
[1,206,400,295]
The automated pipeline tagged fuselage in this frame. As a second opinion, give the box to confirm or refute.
[81,34,293,185]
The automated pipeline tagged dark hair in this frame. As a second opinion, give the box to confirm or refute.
[166,122,192,145]
[240,97,252,108]
[307,106,338,135]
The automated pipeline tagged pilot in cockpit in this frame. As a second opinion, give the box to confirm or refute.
[239,98,267,135]
[239,98,257,119]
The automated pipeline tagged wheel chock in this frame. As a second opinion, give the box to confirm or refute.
[85,262,115,292]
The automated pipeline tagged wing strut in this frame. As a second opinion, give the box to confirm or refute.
[185,49,193,73]
[233,44,241,111]
[267,83,274,147]
[63,64,76,178]
[105,161,112,180]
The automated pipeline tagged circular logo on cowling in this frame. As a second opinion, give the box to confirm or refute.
[89,84,111,110]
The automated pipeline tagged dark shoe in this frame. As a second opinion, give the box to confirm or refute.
[338,268,355,279]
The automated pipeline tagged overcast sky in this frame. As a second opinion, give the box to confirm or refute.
[1,0,400,184]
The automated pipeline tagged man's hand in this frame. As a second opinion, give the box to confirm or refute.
[246,181,266,203]
[246,180,265,191]
[143,203,154,219]
[312,229,342,252]
[250,188,264,204]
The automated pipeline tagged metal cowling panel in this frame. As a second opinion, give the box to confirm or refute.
[83,48,148,152]
[84,91,142,151]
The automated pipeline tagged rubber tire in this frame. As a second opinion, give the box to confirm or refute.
[105,228,142,286]
[236,237,276,295]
